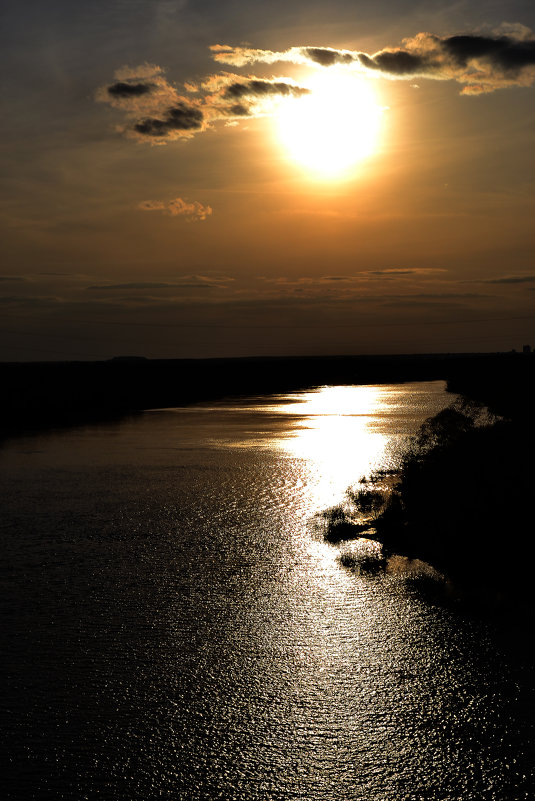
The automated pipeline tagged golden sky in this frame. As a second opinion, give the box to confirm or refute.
[1,0,535,359]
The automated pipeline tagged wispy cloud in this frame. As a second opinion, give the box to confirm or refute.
[256,269,453,300]
[362,268,448,278]
[138,197,212,221]
[87,282,184,291]
[479,275,535,284]
[86,275,233,291]
[262,268,447,285]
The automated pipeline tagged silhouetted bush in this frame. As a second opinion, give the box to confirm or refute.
[339,551,386,574]
[320,486,388,543]
[319,505,374,543]
[346,488,385,515]
[373,397,535,607]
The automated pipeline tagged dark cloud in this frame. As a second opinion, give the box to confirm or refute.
[369,268,421,275]
[199,73,311,119]
[442,34,535,72]
[0,295,60,307]
[134,102,204,137]
[215,79,309,118]
[358,50,431,76]
[107,81,155,98]
[337,30,535,90]
[86,275,230,291]
[224,79,309,100]
[482,275,535,284]
[0,276,25,282]
[302,47,354,67]
[366,268,448,277]
[227,102,250,116]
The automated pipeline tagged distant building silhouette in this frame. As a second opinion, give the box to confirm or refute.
[522,344,532,354]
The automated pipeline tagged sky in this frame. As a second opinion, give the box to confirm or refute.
[1,0,535,360]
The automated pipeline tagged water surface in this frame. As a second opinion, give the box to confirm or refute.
[1,381,533,799]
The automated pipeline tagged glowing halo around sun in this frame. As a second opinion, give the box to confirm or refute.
[276,70,382,177]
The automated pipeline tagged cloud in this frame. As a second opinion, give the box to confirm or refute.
[96,65,179,114]
[138,197,212,221]
[107,81,156,98]
[255,269,454,301]
[479,275,535,284]
[133,103,204,138]
[301,47,355,67]
[209,45,303,67]
[380,292,487,309]
[383,292,484,300]
[98,64,310,141]
[0,295,60,307]
[198,73,311,119]
[212,27,535,94]
[96,64,206,142]
[364,268,448,278]
[222,78,309,100]
[262,268,447,286]
[86,275,233,292]
[87,282,184,290]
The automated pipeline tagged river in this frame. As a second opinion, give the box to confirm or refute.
[1,381,533,800]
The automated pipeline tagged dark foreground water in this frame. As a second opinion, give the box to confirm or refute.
[1,382,534,800]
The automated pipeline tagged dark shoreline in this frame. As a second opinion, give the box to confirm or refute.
[1,351,533,440]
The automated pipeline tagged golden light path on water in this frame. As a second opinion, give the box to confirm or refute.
[263,385,388,509]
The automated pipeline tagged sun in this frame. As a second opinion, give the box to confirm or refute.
[276,70,382,177]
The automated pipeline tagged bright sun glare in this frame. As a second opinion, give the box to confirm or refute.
[277,70,382,177]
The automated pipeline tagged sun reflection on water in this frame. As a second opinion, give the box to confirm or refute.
[262,385,390,510]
